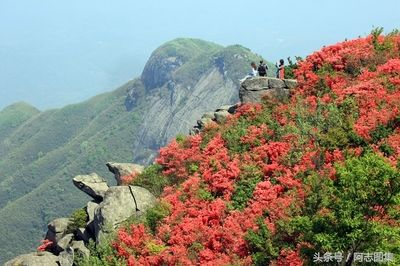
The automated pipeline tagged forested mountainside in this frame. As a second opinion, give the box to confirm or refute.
[0,38,269,263]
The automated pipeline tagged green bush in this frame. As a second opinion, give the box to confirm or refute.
[231,165,263,210]
[76,238,125,266]
[246,218,279,266]
[145,201,171,235]
[131,164,169,196]
[67,208,88,234]
[279,152,400,264]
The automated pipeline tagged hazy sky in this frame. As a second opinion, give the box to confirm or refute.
[0,0,399,110]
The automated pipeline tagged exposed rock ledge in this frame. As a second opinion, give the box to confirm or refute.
[240,77,297,104]
[190,77,298,134]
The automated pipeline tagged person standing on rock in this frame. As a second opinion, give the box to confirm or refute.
[276,59,285,79]
[257,60,268,77]
[240,62,258,82]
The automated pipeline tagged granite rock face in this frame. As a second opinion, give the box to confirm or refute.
[92,185,156,243]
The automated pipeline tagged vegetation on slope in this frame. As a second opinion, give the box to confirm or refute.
[0,38,268,263]
[0,81,145,262]
[81,31,400,265]
[0,102,40,142]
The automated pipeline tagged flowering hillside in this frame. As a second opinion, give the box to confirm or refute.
[82,31,400,265]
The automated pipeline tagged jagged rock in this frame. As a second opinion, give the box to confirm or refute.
[284,79,298,89]
[58,247,74,266]
[56,233,74,252]
[4,252,58,266]
[72,173,109,201]
[71,240,90,258]
[214,110,230,124]
[45,218,71,243]
[93,186,156,243]
[76,227,92,243]
[268,78,285,88]
[106,162,144,186]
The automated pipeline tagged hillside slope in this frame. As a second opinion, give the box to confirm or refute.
[0,38,269,263]
[79,32,400,265]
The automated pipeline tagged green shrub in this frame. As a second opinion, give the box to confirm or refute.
[231,165,263,210]
[197,187,214,201]
[246,218,279,266]
[131,164,169,196]
[145,201,171,235]
[279,152,400,264]
[379,143,395,156]
[67,208,88,234]
[146,241,167,255]
[76,238,125,266]
[371,124,394,143]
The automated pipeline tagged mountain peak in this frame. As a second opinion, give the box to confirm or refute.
[141,38,222,90]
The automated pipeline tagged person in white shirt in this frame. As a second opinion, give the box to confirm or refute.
[240,62,258,82]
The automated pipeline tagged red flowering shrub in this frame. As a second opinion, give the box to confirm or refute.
[83,31,400,265]
[37,239,53,252]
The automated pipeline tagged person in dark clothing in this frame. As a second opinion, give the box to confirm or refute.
[257,60,268,77]
[276,59,285,79]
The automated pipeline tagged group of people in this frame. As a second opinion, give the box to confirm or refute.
[240,59,285,83]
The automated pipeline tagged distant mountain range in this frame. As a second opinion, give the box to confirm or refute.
[0,38,273,263]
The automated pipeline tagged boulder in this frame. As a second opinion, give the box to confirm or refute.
[240,77,269,91]
[56,233,74,252]
[4,252,59,266]
[214,110,230,124]
[197,117,213,129]
[86,201,99,223]
[58,247,74,266]
[71,240,90,258]
[189,127,201,135]
[45,218,71,243]
[106,162,144,186]
[93,186,156,243]
[73,173,109,201]
[268,78,285,89]
[284,79,298,89]
[201,112,215,120]
[240,77,294,104]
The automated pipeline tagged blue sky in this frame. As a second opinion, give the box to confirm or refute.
[0,0,399,109]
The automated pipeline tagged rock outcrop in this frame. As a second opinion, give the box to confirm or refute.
[5,161,154,265]
[106,162,144,185]
[45,218,72,244]
[189,104,238,135]
[93,186,156,243]
[72,173,109,201]
[239,77,297,104]
[4,252,59,266]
